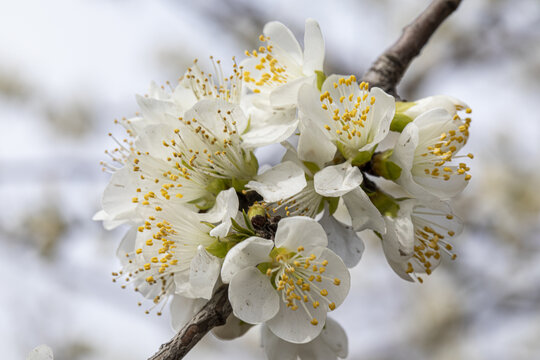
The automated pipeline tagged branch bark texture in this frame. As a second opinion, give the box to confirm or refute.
[149,1,462,359]
[148,285,232,360]
[362,0,462,96]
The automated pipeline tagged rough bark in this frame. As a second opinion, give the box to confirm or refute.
[149,1,462,358]
[148,285,232,360]
[362,0,462,96]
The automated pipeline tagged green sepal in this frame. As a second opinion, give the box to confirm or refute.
[337,142,377,166]
[326,197,340,215]
[257,262,271,275]
[316,71,326,91]
[269,246,290,259]
[371,149,402,180]
[205,239,234,258]
[302,161,320,175]
[242,115,251,135]
[396,101,416,113]
[390,101,416,132]
[188,194,216,211]
[231,178,249,192]
[383,161,402,180]
[390,113,414,132]
[369,190,400,218]
[230,217,256,237]
[206,178,227,196]
[243,209,257,233]
[351,150,374,166]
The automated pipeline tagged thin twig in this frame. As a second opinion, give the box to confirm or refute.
[149,1,462,358]
[149,285,232,360]
[362,0,462,96]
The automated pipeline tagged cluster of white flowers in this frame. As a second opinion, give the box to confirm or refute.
[95,19,472,359]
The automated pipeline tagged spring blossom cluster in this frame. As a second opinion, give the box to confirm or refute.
[95,19,473,359]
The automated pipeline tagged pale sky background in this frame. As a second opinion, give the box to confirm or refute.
[1,0,539,359]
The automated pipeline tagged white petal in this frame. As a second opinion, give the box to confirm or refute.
[405,95,467,118]
[314,162,363,197]
[311,247,351,307]
[242,108,298,148]
[101,166,139,221]
[360,87,395,152]
[246,161,307,202]
[303,19,325,74]
[392,122,419,173]
[175,245,221,300]
[186,99,248,136]
[267,297,326,344]
[342,187,386,233]
[274,216,327,250]
[172,83,198,110]
[319,317,348,358]
[228,267,279,324]
[414,171,468,200]
[298,83,332,132]
[297,117,336,167]
[221,237,273,284]
[170,295,207,331]
[270,76,313,108]
[264,21,303,65]
[382,202,415,263]
[26,345,53,360]
[115,226,138,265]
[212,314,254,340]
[201,188,239,222]
[413,107,453,129]
[92,210,126,230]
[135,94,178,126]
[319,212,364,268]
[261,325,299,360]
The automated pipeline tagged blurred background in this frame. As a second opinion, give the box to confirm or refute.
[1,0,539,359]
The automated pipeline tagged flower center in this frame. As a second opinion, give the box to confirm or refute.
[416,109,473,182]
[319,76,376,154]
[265,246,341,326]
[243,35,298,93]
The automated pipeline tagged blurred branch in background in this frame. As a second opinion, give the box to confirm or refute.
[150,1,462,358]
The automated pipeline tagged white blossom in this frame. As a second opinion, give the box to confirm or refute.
[221,217,350,344]
[380,199,463,282]
[261,317,348,360]
[391,107,473,200]
[298,74,395,163]
[114,189,238,308]
[246,145,385,235]
[242,19,324,107]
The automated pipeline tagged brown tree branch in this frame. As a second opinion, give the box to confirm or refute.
[149,1,462,359]
[149,285,232,360]
[362,0,462,96]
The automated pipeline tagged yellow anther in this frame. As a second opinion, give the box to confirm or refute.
[333,278,341,286]
[311,318,318,326]
[329,302,336,310]
[146,276,154,283]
